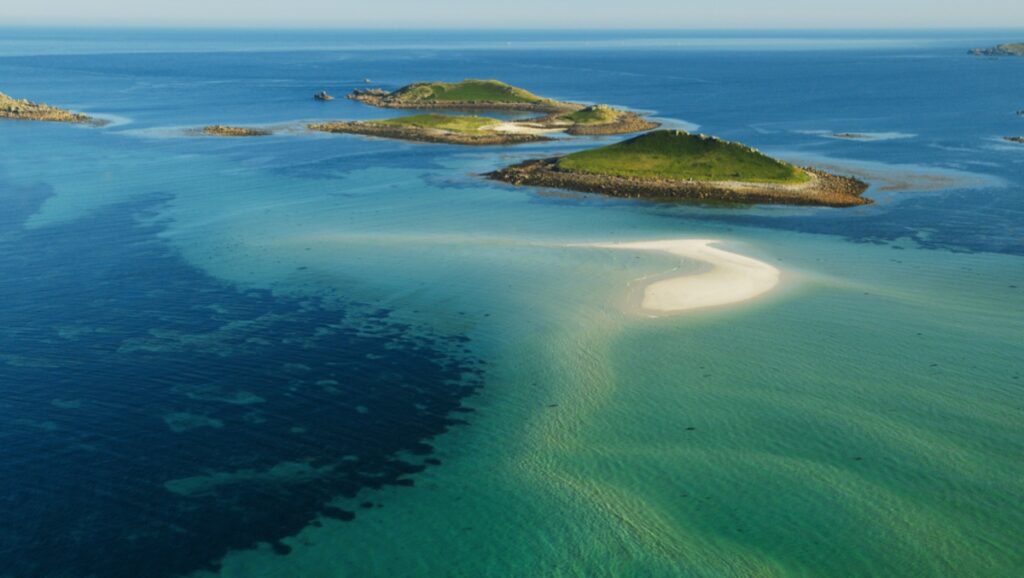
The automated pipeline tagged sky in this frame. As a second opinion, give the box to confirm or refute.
[3,0,1023,28]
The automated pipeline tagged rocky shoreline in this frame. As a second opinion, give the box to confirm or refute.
[196,125,273,137]
[308,121,550,145]
[486,158,871,207]
[347,88,580,113]
[969,43,1024,57]
[0,92,100,124]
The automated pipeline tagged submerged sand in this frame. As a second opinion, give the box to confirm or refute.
[591,239,781,314]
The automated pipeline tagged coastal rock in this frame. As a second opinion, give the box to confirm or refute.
[0,91,98,124]
[197,125,273,137]
[968,43,1024,57]
[1005,136,1024,144]
[314,91,335,101]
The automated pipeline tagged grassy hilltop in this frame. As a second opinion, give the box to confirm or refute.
[391,80,547,104]
[487,129,870,206]
[557,130,811,184]
[348,79,578,112]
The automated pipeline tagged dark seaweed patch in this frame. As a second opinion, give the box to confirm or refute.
[0,191,483,577]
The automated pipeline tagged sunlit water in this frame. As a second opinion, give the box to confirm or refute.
[0,28,1021,577]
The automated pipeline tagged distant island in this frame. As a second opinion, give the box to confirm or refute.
[195,125,273,137]
[321,80,659,144]
[487,130,870,207]
[1005,136,1024,144]
[0,91,99,124]
[969,43,1024,57]
[309,113,550,145]
[348,79,579,112]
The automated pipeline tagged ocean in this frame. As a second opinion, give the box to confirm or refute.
[0,28,1021,577]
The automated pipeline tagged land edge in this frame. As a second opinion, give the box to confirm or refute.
[306,108,661,144]
[307,121,551,145]
[486,158,872,207]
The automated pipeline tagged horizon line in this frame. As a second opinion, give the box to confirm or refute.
[2,24,1023,31]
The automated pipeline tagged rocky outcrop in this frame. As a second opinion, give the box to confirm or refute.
[308,121,550,145]
[0,91,98,124]
[197,125,273,137]
[1004,136,1024,144]
[487,159,871,207]
[314,91,334,101]
[969,43,1024,56]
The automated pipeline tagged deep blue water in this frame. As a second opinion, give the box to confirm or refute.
[1,28,1022,577]
[0,182,482,577]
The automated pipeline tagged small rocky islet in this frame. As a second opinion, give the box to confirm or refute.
[0,91,100,124]
[487,130,871,207]
[968,43,1024,57]
[195,125,273,137]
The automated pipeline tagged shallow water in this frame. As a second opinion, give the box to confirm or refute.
[0,28,1022,577]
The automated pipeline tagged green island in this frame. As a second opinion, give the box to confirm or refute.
[321,81,660,145]
[308,113,550,145]
[487,130,871,207]
[195,125,274,137]
[969,43,1024,56]
[347,79,578,112]
[0,91,100,124]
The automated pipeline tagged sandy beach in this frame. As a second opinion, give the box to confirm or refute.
[592,239,781,314]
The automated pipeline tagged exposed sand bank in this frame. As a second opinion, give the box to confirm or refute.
[591,239,781,314]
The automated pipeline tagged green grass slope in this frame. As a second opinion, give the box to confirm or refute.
[389,80,549,104]
[371,113,499,134]
[557,130,810,184]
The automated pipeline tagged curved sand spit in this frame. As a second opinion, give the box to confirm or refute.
[592,239,781,314]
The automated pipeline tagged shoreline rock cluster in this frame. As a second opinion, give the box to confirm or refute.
[307,121,549,145]
[0,91,98,124]
[486,158,871,207]
[196,125,273,137]
[1005,136,1024,144]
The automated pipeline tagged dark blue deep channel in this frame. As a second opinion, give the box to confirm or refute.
[0,181,484,577]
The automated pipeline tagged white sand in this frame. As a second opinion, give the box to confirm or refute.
[487,122,565,135]
[592,239,781,314]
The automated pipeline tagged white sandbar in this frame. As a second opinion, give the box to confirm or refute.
[593,239,781,314]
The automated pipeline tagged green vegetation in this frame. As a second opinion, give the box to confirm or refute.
[371,113,500,134]
[559,104,621,125]
[390,80,547,104]
[557,130,811,184]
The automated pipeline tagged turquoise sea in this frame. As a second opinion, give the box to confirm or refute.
[0,28,1022,577]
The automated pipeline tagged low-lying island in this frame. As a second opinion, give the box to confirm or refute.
[488,130,871,207]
